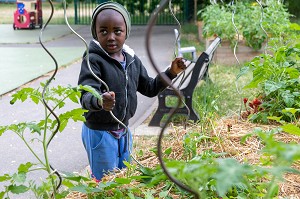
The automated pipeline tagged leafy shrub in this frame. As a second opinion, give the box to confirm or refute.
[237,23,300,123]
[200,0,291,50]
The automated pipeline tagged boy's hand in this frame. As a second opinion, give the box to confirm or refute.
[99,91,115,111]
[169,57,186,75]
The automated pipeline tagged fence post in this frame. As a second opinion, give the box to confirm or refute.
[184,0,194,23]
[74,0,78,24]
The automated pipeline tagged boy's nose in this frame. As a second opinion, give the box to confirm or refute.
[107,32,115,40]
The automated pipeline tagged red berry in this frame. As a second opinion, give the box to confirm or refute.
[253,98,262,106]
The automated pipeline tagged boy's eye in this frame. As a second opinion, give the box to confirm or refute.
[115,30,122,35]
[100,29,107,35]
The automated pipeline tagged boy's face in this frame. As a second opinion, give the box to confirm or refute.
[95,9,126,56]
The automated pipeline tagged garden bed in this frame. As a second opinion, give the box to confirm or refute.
[65,116,300,198]
[206,38,265,66]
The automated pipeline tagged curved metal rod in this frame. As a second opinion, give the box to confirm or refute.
[256,0,269,54]
[61,1,143,168]
[230,0,244,119]
[168,0,191,127]
[145,0,199,198]
[169,0,181,59]
[38,0,62,192]
[230,0,240,66]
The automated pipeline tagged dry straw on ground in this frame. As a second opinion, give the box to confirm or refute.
[65,116,300,198]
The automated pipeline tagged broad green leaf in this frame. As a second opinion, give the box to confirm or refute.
[149,173,167,186]
[267,116,283,123]
[69,108,88,122]
[236,66,250,80]
[18,162,34,173]
[143,190,155,199]
[130,175,152,180]
[281,124,300,136]
[8,185,29,194]
[264,81,283,96]
[27,122,41,135]
[68,92,80,104]
[63,175,90,182]
[70,185,88,193]
[127,192,135,199]
[12,172,26,183]
[285,67,299,79]
[57,101,66,109]
[293,91,300,97]
[214,159,252,196]
[0,191,5,199]
[159,190,169,198]
[30,95,40,104]
[56,108,87,132]
[139,167,155,176]
[98,181,117,189]
[123,161,131,168]
[115,177,132,184]
[59,120,68,133]
[282,108,300,116]
[290,23,300,31]
[8,123,26,134]
[61,180,75,188]
[164,147,172,156]
[275,46,287,62]
[240,133,254,144]
[281,91,295,107]
[0,174,11,182]
[79,85,101,99]
[244,73,264,89]
[10,87,35,104]
[0,126,8,136]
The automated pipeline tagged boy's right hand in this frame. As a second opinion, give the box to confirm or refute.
[99,91,115,111]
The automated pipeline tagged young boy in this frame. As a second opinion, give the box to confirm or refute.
[78,1,186,181]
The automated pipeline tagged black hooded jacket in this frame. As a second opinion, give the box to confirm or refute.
[78,40,176,131]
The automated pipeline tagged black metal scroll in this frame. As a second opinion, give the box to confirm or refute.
[39,0,62,194]
[145,0,200,198]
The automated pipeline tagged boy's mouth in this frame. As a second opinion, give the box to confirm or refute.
[106,44,117,50]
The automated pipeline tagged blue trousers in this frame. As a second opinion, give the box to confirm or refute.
[81,124,132,180]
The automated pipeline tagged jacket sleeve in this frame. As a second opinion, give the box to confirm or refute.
[137,57,177,97]
[78,56,102,111]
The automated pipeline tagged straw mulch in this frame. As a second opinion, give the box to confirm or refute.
[65,116,300,198]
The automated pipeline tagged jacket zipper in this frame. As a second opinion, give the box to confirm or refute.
[120,59,135,125]
[121,60,134,128]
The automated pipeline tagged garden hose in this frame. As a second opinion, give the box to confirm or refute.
[146,0,200,198]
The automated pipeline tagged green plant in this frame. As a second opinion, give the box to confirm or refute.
[201,3,237,48]
[200,0,291,50]
[237,23,300,123]
[0,83,99,198]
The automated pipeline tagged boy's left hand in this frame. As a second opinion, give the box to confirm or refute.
[170,57,186,75]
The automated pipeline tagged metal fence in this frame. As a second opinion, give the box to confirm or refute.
[74,0,189,25]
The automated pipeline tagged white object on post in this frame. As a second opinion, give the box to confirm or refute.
[174,28,197,61]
